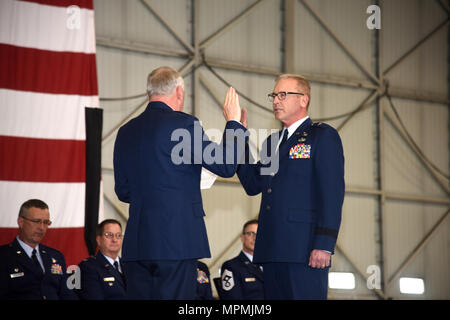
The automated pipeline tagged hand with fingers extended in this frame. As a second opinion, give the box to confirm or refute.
[222,87,241,122]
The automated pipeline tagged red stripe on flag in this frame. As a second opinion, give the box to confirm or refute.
[0,43,98,96]
[44,227,89,266]
[19,0,93,10]
[0,135,86,182]
[0,227,89,267]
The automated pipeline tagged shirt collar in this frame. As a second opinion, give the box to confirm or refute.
[16,236,39,258]
[101,252,120,266]
[283,115,309,139]
[242,250,253,263]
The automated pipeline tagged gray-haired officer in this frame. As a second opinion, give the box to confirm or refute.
[0,199,77,300]
[220,219,264,300]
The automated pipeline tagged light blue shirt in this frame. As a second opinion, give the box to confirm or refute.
[242,250,253,263]
[101,252,122,273]
[16,236,45,273]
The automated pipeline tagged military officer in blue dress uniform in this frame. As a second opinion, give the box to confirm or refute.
[78,219,126,300]
[220,219,264,300]
[237,74,345,299]
[0,199,77,300]
[114,66,246,299]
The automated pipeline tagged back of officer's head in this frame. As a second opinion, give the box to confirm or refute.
[147,66,184,97]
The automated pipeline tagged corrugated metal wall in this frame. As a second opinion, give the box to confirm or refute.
[95,0,449,299]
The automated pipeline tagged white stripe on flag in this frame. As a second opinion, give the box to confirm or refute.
[0,181,85,228]
[0,89,98,140]
[0,0,96,53]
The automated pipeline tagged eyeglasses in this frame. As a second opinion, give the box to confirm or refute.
[268,91,304,102]
[104,232,123,239]
[243,231,257,237]
[21,216,52,226]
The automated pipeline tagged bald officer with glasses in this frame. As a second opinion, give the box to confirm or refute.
[237,74,345,299]
[78,219,126,300]
[0,199,77,300]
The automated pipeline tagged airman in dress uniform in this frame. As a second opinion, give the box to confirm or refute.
[78,219,126,300]
[0,199,77,300]
[237,74,345,299]
[220,220,264,300]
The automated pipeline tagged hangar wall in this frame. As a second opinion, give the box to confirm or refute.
[95,0,450,299]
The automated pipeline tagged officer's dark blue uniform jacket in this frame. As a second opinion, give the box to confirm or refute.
[220,251,264,300]
[78,252,126,300]
[114,102,247,261]
[0,238,77,300]
[237,118,345,263]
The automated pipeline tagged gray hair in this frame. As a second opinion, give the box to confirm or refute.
[147,66,184,97]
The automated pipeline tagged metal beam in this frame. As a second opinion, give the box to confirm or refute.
[299,0,380,86]
[383,18,450,76]
[101,63,192,146]
[384,106,450,195]
[199,0,265,50]
[386,209,450,289]
[336,90,380,132]
[204,57,450,104]
[93,40,450,105]
[282,0,295,73]
[102,98,148,145]
[96,35,191,59]
[191,0,200,117]
[214,177,450,205]
[335,244,385,299]
[138,0,195,54]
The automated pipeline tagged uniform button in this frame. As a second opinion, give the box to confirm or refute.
[270,173,275,177]
[267,188,272,194]
[266,205,271,210]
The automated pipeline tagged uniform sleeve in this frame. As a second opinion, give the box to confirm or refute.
[184,118,248,178]
[78,260,105,300]
[113,127,131,203]
[312,127,345,253]
[236,132,270,196]
[220,262,244,300]
[57,254,79,300]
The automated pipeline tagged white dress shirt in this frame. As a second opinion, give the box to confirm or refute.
[276,116,310,151]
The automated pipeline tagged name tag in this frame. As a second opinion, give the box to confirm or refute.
[103,277,115,282]
[10,272,24,279]
[245,277,256,282]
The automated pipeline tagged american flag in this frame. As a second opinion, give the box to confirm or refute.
[0,0,102,266]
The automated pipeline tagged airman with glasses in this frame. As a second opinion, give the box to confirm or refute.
[0,199,77,299]
[78,219,127,300]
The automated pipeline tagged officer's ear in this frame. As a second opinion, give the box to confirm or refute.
[300,94,309,110]
[96,235,102,247]
[17,216,24,229]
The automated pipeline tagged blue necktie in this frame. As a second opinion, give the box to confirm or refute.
[279,129,288,148]
[32,249,44,274]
